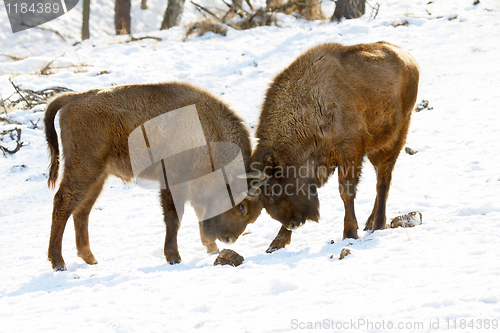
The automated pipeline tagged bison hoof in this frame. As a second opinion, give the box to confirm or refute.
[165,249,182,265]
[265,246,282,254]
[166,255,181,265]
[49,257,67,272]
[266,235,290,253]
[372,223,388,231]
[363,221,374,231]
[78,253,98,265]
[342,231,359,240]
[53,265,67,272]
[204,242,219,255]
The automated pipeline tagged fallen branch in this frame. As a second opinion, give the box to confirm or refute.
[245,0,253,11]
[0,54,26,61]
[0,128,25,156]
[191,1,220,19]
[367,1,381,21]
[29,119,40,129]
[10,78,32,109]
[1,96,7,114]
[268,2,313,13]
[187,0,322,37]
[4,81,73,111]
[41,60,56,75]
[20,23,66,41]
[0,116,23,125]
[222,8,236,22]
[221,0,249,16]
[248,8,268,24]
[128,36,162,42]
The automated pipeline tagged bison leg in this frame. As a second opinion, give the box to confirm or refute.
[198,222,219,254]
[338,155,363,239]
[363,196,378,231]
[48,185,74,271]
[366,158,395,231]
[366,131,408,231]
[48,171,105,271]
[73,176,106,265]
[266,226,292,253]
[160,187,184,264]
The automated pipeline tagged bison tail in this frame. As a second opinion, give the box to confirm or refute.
[44,93,78,189]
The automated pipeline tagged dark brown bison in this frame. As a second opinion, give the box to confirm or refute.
[44,82,263,271]
[250,41,420,252]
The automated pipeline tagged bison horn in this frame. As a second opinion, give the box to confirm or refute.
[246,179,266,198]
[237,171,267,181]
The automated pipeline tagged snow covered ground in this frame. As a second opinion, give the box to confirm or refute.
[1,0,500,332]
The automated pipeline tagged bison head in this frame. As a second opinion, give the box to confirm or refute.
[200,195,263,246]
[261,175,319,230]
[194,172,265,253]
[247,151,320,231]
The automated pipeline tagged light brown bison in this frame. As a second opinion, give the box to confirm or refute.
[251,41,420,252]
[44,82,263,271]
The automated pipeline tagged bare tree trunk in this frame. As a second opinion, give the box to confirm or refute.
[115,0,131,35]
[160,0,186,30]
[141,0,148,9]
[332,0,365,21]
[82,0,90,40]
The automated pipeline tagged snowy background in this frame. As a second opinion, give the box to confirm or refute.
[1,0,500,332]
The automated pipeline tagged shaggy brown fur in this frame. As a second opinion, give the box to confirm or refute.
[45,82,262,270]
[252,42,420,252]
